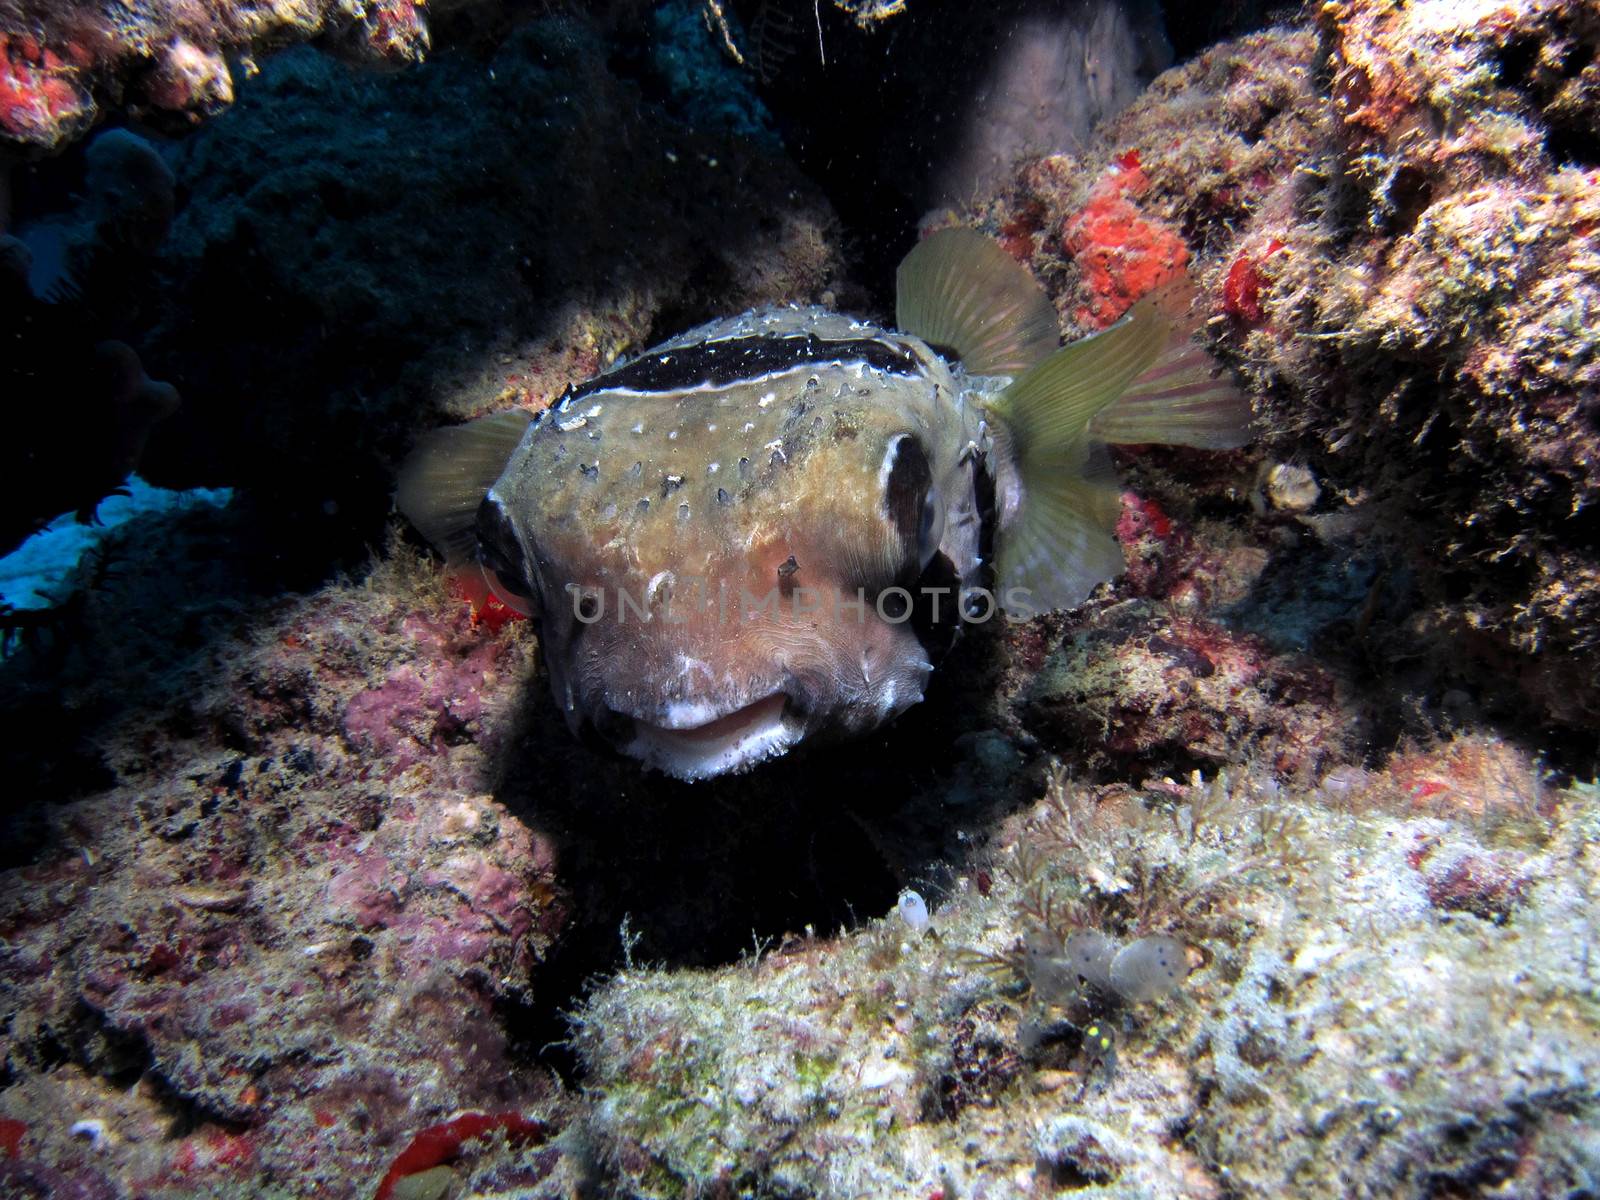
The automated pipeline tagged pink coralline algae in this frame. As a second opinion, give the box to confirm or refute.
[340,623,505,774]
[0,559,568,1197]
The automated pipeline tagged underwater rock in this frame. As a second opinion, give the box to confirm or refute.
[932,0,1172,206]
[727,0,1174,287]
[83,129,176,252]
[1024,603,1358,782]
[0,0,661,152]
[1296,0,1600,728]
[0,547,569,1196]
[967,4,1600,735]
[574,761,1600,1198]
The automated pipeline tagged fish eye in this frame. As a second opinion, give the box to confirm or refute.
[481,564,534,618]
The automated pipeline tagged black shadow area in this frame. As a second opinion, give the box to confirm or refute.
[488,622,1031,1072]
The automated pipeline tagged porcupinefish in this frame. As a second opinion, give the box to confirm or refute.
[397,229,1249,780]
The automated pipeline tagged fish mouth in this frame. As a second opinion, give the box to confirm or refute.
[619,692,801,781]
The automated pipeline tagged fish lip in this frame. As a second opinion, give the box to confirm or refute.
[617,691,803,781]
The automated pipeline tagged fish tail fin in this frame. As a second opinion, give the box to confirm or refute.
[1089,280,1255,449]
[395,409,533,565]
[895,228,1060,375]
[984,301,1170,614]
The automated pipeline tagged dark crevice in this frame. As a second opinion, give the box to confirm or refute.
[1037,1153,1119,1190]
[497,622,1026,1083]
[1492,34,1542,89]
[1382,164,1435,235]
[37,1001,255,1137]
[1546,122,1600,170]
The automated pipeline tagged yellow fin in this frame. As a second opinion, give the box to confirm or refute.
[395,409,533,565]
[991,429,1126,615]
[895,228,1060,375]
[987,304,1168,613]
[1089,294,1253,448]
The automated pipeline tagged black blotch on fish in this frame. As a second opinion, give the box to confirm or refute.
[568,334,918,402]
[884,436,933,544]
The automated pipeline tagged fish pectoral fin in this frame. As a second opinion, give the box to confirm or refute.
[989,301,1169,450]
[1089,286,1253,448]
[895,228,1060,375]
[987,302,1170,614]
[395,409,533,564]
[992,429,1126,615]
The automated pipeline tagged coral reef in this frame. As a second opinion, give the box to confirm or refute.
[1024,602,1358,781]
[0,0,592,154]
[0,540,572,1196]
[0,532,573,1197]
[2,2,1598,1198]
[555,4,1600,1189]
[965,1,1600,736]
[576,756,1599,1198]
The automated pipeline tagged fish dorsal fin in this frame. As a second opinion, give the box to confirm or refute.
[895,228,1060,375]
[395,409,533,565]
[987,303,1168,614]
[1089,281,1253,448]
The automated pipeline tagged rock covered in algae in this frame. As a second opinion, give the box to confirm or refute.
[962,0,1600,734]
[0,530,576,1197]
[0,0,674,153]
[575,755,1600,1198]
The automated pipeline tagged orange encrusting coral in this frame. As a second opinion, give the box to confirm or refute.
[1061,151,1189,328]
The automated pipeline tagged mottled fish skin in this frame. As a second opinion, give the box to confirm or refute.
[481,306,991,779]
